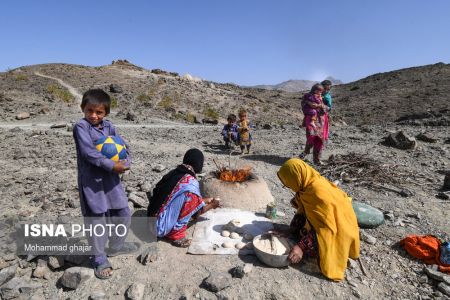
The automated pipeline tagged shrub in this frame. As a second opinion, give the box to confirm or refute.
[185,113,196,123]
[14,74,28,81]
[111,96,118,108]
[158,95,174,109]
[46,84,74,103]
[137,93,151,103]
[203,105,220,120]
[350,86,360,91]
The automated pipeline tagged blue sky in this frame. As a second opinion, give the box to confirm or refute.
[1,0,449,85]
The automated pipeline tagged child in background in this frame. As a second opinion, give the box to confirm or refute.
[299,84,330,165]
[237,109,252,154]
[320,80,333,111]
[73,89,138,280]
[221,114,238,149]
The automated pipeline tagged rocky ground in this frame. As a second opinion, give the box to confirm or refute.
[0,117,449,299]
[0,62,449,299]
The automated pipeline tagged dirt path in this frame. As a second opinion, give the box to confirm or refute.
[0,122,211,130]
[34,71,83,103]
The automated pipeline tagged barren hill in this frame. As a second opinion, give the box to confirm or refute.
[251,76,343,93]
[1,61,449,126]
[332,62,450,126]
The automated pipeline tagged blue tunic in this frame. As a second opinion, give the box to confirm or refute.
[322,92,332,110]
[73,118,131,215]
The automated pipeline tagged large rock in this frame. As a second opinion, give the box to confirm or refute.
[423,266,450,285]
[109,84,123,93]
[128,192,147,208]
[32,259,51,279]
[382,131,417,150]
[125,112,137,121]
[202,118,218,125]
[438,282,450,297]
[125,282,145,300]
[201,272,232,293]
[416,132,438,143]
[59,267,94,289]
[0,277,42,300]
[352,201,385,229]
[443,172,450,191]
[0,265,16,286]
[48,256,64,270]
[16,112,30,120]
[200,172,274,211]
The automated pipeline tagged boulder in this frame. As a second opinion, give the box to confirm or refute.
[48,256,64,270]
[201,272,232,293]
[16,112,30,120]
[125,112,137,121]
[382,131,416,150]
[0,265,16,286]
[128,192,147,208]
[202,118,218,125]
[438,282,450,297]
[109,84,123,93]
[0,277,42,300]
[32,259,51,279]
[59,267,94,289]
[416,132,438,143]
[352,201,385,229]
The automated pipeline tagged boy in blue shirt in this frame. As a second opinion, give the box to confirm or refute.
[221,114,238,149]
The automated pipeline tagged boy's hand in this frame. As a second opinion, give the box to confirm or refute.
[113,161,129,173]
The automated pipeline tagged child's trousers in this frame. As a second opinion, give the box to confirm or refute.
[83,206,131,266]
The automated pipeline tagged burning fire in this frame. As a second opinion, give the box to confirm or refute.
[218,167,252,182]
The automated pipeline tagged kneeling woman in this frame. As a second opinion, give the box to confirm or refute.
[147,149,220,247]
[277,158,360,281]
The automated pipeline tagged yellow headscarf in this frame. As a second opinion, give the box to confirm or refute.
[278,158,360,281]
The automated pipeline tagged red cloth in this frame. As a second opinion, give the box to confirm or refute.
[400,235,450,273]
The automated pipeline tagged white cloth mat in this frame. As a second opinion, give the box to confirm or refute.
[187,208,274,255]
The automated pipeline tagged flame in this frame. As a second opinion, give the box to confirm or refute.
[218,167,252,182]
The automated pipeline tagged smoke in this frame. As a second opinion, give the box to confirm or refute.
[310,69,330,82]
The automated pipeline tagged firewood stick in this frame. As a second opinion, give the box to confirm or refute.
[358,258,369,277]
[212,158,221,171]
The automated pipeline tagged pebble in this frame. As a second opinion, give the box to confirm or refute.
[125,282,145,300]
[361,232,377,245]
[152,164,166,172]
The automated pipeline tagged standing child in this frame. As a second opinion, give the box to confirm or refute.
[320,80,333,111]
[73,89,138,280]
[299,84,329,165]
[237,109,252,154]
[221,114,238,149]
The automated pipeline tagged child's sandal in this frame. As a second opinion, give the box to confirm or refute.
[94,260,113,280]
